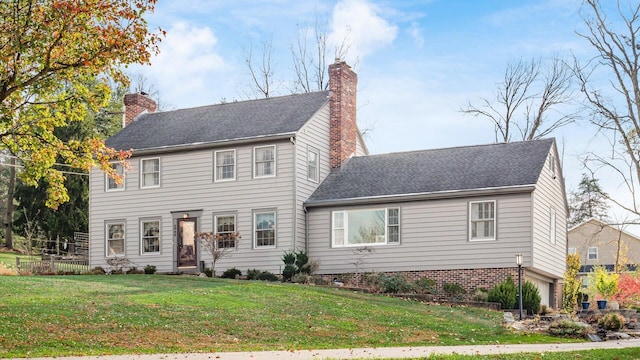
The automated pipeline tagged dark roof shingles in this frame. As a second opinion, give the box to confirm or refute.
[306,139,554,203]
[107,91,330,150]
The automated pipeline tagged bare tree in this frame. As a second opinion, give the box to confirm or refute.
[463,57,577,142]
[243,36,278,99]
[574,0,640,217]
[195,231,241,277]
[128,73,171,111]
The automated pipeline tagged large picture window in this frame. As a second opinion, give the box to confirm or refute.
[254,211,276,248]
[469,201,496,241]
[215,150,236,181]
[106,222,125,256]
[215,214,237,248]
[332,208,400,247]
[141,220,160,254]
[106,163,125,191]
[141,158,160,188]
[254,145,275,178]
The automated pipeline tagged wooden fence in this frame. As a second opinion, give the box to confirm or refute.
[16,257,89,274]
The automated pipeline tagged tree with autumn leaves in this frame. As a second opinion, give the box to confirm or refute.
[0,0,162,206]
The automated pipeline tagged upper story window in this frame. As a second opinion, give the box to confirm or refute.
[106,162,125,191]
[332,208,400,247]
[215,150,236,182]
[588,247,598,260]
[568,247,577,255]
[141,220,160,254]
[141,158,160,188]
[215,214,237,249]
[549,154,556,178]
[254,211,276,248]
[254,145,276,178]
[106,222,125,257]
[307,148,319,182]
[469,200,496,241]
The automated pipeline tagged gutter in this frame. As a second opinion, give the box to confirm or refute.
[304,184,536,208]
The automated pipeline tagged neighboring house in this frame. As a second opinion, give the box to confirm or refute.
[89,60,567,308]
[568,218,640,274]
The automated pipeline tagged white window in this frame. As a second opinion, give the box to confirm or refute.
[549,154,556,178]
[469,201,496,241]
[106,163,125,191]
[215,214,237,249]
[214,150,236,181]
[141,220,160,254]
[141,158,160,188]
[106,222,125,256]
[307,148,319,182]
[568,247,577,255]
[331,208,401,247]
[588,247,598,260]
[549,208,556,244]
[254,145,276,178]
[254,211,276,248]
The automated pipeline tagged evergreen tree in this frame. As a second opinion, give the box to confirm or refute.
[568,173,609,227]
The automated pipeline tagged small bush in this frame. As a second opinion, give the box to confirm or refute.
[414,277,437,294]
[522,280,541,315]
[221,267,242,279]
[282,264,296,282]
[144,265,157,274]
[443,282,467,301]
[539,305,552,315]
[295,250,311,274]
[378,274,412,294]
[126,267,144,274]
[362,272,381,291]
[246,268,261,280]
[488,275,517,309]
[548,320,591,338]
[203,267,213,278]
[256,271,278,282]
[0,263,18,276]
[90,266,106,275]
[599,312,625,331]
[282,251,296,265]
[470,287,489,302]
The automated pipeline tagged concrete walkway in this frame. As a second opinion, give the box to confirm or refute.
[10,338,640,360]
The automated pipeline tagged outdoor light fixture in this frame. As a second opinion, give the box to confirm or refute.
[516,254,523,320]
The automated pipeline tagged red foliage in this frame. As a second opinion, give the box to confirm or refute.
[614,273,640,307]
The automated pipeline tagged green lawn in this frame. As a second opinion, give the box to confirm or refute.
[0,275,576,358]
[0,251,30,269]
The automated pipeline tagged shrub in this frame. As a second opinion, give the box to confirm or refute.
[599,312,625,331]
[414,277,437,295]
[0,263,18,276]
[203,267,213,278]
[378,274,412,294]
[522,280,541,315]
[488,275,517,309]
[246,268,261,280]
[282,251,296,265]
[443,282,467,301]
[615,273,640,307]
[539,305,552,315]
[281,250,314,281]
[126,267,144,274]
[292,273,311,284]
[470,287,489,302]
[256,271,278,282]
[90,266,106,275]
[295,250,311,274]
[221,267,242,279]
[282,264,296,282]
[548,320,591,338]
[144,265,157,274]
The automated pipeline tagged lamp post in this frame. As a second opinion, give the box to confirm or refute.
[516,254,523,320]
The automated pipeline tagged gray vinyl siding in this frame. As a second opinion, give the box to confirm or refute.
[531,144,567,279]
[89,139,296,274]
[294,104,331,251]
[306,193,533,274]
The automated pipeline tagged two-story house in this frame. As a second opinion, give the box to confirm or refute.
[89,61,567,307]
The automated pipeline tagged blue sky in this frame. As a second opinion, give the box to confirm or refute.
[130,0,618,203]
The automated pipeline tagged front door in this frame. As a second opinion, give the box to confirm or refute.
[177,218,197,268]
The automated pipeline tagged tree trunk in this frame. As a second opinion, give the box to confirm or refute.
[5,157,15,249]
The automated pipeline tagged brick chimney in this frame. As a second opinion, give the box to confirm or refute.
[328,59,357,169]
[123,93,156,127]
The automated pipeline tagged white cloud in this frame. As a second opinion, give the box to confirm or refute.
[328,0,398,63]
[408,21,424,48]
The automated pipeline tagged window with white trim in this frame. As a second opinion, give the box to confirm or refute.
[568,247,576,255]
[106,222,125,256]
[254,145,275,178]
[307,148,319,182]
[469,201,496,241]
[331,208,400,247]
[214,150,236,181]
[215,214,237,249]
[549,208,556,244]
[588,247,598,260]
[106,163,125,191]
[141,220,160,254]
[141,158,160,188]
[254,211,276,248]
[549,153,556,178]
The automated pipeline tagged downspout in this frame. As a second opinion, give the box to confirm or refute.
[304,205,309,253]
[290,136,297,250]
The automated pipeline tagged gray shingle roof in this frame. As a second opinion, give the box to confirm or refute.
[106,91,330,151]
[306,139,554,205]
